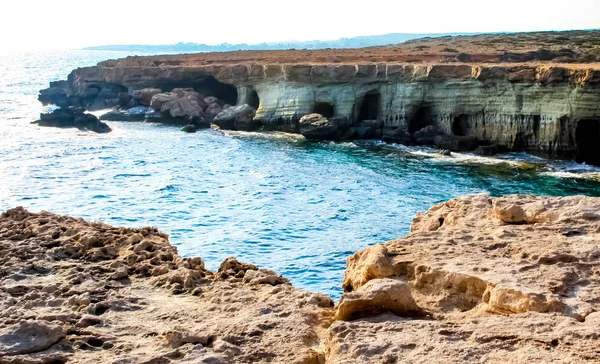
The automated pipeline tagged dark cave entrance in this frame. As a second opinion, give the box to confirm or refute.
[452,114,469,136]
[358,90,380,121]
[576,119,600,166]
[408,106,434,134]
[248,89,260,109]
[197,76,238,105]
[313,102,336,118]
[154,76,239,105]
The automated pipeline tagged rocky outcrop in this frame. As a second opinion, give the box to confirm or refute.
[2,194,600,362]
[332,194,600,362]
[33,107,111,133]
[0,207,333,363]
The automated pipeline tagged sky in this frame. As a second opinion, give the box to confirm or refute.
[2,0,600,50]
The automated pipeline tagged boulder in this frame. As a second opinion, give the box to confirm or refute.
[433,134,479,151]
[34,107,111,133]
[382,126,412,144]
[299,113,341,140]
[172,89,208,110]
[0,320,65,355]
[213,104,257,131]
[74,113,112,133]
[204,103,223,121]
[343,244,396,292]
[204,96,219,105]
[132,88,162,106]
[336,279,422,321]
[166,97,204,118]
[150,92,179,111]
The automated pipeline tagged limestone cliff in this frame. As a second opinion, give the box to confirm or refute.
[39,55,600,164]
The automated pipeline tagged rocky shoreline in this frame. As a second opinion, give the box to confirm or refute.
[37,59,600,165]
[2,194,599,363]
[33,29,600,165]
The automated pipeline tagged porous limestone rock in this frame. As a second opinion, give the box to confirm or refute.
[334,194,600,362]
[0,320,65,355]
[0,207,333,363]
[336,279,422,321]
[2,193,600,363]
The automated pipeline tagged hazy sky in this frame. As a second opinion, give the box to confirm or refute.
[2,0,600,50]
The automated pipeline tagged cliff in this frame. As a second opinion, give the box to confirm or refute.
[38,30,600,164]
[2,194,600,363]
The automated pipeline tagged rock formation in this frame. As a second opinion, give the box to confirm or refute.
[2,194,599,362]
[334,194,600,363]
[38,49,600,163]
[32,107,111,133]
[0,207,334,363]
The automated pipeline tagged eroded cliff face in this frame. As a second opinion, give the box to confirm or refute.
[40,59,600,164]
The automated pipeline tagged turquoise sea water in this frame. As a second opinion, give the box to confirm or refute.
[1,51,600,298]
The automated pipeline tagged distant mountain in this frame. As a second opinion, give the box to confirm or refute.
[82,32,478,53]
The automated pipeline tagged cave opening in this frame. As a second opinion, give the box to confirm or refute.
[358,90,380,121]
[408,106,434,134]
[532,115,541,140]
[576,119,600,166]
[195,76,238,105]
[248,89,260,109]
[452,114,470,136]
[153,76,239,105]
[313,102,336,118]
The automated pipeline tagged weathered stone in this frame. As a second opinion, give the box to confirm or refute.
[34,107,111,133]
[213,104,257,131]
[132,88,162,106]
[299,113,340,140]
[0,320,65,355]
[150,92,178,111]
[337,279,422,321]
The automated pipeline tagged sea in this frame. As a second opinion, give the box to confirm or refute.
[1,50,600,298]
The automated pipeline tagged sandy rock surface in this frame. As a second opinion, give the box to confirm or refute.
[335,194,600,363]
[0,207,333,363]
[1,194,599,363]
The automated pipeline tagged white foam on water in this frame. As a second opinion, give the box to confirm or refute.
[222,130,306,142]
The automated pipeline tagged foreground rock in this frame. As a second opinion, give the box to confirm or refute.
[33,107,111,133]
[0,207,333,363]
[334,194,600,363]
[2,194,599,363]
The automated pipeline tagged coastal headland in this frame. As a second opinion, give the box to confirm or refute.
[37,30,600,165]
